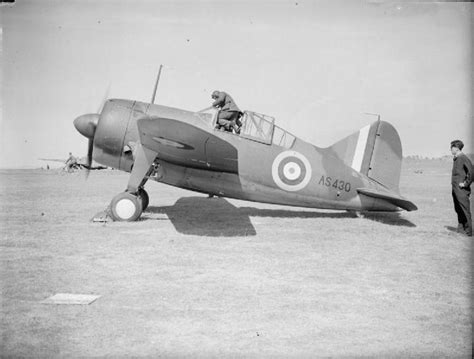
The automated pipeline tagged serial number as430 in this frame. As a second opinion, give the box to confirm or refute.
[318,175,351,192]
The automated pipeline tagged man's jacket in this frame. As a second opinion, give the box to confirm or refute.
[452,153,473,189]
[212,92,240,112]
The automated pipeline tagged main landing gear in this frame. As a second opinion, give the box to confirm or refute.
[108,143,157,222]
[109,188,149,222]
[137,188,149,211]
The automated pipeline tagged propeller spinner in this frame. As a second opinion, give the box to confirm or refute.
[73,113,99,177]
[73,114,99,139]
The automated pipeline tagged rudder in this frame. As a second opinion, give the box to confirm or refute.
[328,120,403,192]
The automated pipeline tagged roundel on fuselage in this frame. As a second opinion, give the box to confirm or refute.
[271,151,312,192]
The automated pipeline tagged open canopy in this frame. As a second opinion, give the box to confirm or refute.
[194,108,296,148]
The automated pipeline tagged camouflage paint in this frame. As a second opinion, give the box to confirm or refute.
[86,99,414,212]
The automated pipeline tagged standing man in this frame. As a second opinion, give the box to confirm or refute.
[211,90,242,134]
[65,152,78,172]
[450,140,472,236]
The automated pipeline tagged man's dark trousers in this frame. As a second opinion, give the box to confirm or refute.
[452,187,472,235]
[217,111,240,131]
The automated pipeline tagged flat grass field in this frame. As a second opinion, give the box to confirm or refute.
[0,159,472,358]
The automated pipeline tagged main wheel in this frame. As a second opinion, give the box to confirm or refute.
[137,188,149,211]
[109,192,143,222]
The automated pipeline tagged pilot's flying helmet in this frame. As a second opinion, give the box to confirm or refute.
[211,90,220,99]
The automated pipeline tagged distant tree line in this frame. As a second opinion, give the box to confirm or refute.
[404,154,474,161]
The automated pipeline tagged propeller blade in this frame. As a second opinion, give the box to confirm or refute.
[85,137,94,179]
[76,84,109,179]
[97,84,110,113]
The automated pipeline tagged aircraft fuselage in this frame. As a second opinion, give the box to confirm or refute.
[91,99,400,212]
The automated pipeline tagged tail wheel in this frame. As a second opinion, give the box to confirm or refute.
[137,188,149,211]
[110,192,143,222]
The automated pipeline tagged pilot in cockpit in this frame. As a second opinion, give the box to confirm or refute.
[211,90,242,134]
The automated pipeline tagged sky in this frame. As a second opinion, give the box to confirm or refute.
[0,0,472,168]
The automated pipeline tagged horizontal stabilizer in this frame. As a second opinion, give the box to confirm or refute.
[357,188,418,212]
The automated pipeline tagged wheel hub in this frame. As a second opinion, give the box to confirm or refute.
[115,198,137,220]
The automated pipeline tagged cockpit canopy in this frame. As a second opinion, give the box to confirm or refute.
[194,108,295,148]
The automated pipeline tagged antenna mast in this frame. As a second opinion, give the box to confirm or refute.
[364,112,381,121]
[151,64,163,104]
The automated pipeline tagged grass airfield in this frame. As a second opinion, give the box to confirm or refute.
[0,159,471,357]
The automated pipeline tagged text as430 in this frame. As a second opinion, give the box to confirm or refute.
[318,175,351,192]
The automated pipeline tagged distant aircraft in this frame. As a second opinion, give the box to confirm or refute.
[73,83,417,221]
[39,156,107,171]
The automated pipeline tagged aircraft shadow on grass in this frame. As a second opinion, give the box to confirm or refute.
[444,225,467,235]
[359,212,416,228]
[145,196,416,237]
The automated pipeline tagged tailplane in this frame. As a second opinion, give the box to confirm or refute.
[328,120,403,192]
[357,188,417,211]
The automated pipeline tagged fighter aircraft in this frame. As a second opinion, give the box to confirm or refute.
[73,88,417,221]
[39,156,107,171]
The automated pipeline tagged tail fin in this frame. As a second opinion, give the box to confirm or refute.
[328,120,403,192]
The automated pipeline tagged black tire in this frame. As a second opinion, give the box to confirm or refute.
[109,192,143,222]
[137,188,149,211]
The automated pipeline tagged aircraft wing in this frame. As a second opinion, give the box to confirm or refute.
[79,163,108,170]
[76,157,108,169]
[39,158,107,170]
[136,116,238,173]
[39,158,66,163]
[357,187,418,211]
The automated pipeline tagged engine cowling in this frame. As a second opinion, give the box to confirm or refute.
[92,99,138,172]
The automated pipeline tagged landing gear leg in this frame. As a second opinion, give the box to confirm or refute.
[137,188,149,211]
[109,144,157,222]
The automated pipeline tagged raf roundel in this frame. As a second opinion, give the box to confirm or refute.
[272,151,312,192]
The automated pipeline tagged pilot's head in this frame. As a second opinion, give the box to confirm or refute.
[211,90,220,99]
